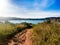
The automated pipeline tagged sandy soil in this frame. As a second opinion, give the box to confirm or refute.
[8,29,32,45]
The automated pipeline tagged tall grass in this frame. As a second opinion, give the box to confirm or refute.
[0,23,17,42]
[0,22,33,43]
[31,21,60,45]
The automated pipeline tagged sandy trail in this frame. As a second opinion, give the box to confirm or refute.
[24,29,32,45]
[8,29,32,45]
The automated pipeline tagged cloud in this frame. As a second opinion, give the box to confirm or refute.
[7,0,60,18]
[10,0,55,10]
[0,0,9,17]
[34,0,55,9]
[0,0,60,18]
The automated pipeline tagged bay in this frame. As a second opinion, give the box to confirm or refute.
[9,20,46,24]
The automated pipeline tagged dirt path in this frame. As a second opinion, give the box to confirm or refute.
[24,29,32,45]
[8,29,32,45]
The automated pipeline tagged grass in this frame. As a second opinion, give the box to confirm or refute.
[31,20,60,45]
[0,23,17,43]
[0,22,32,43]
[0,20,60,45]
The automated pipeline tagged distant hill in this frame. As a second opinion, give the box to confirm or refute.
[0,17,60,20]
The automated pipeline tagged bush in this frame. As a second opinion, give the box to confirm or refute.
[31,21,60,45]
[16,22,32,32]
[0,23,17,42]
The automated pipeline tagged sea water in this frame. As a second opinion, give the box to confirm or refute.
[9,20,46,24]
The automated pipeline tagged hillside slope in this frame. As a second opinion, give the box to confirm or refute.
[8,28,32,45]
[31,20,60,45]
[0,18,60,45]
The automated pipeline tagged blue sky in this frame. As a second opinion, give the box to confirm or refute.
[0,0,60,18]
[11,0,60,10]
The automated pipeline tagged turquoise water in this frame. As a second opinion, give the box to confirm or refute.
[9,20,46,24]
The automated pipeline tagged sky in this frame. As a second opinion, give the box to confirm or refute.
[0,0,60,18]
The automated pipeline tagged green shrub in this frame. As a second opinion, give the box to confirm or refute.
[31,21,60,45]
[0,23,17,42]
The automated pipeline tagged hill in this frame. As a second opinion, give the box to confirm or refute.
[0,17,60,45]
[31,19,60,45]
[0,17,60,20]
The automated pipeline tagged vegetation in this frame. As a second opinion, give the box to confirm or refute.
[0,22,32,44]
[31,20,60,45]
[0,19,60,45]
[0,23,16,43]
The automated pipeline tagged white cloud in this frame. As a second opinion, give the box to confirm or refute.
[34,0,55,9]
[0,0,60,18]
[0,0,9,17]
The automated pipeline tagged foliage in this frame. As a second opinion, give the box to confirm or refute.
[0,22,33,43]
[0,23,17,42]
[31,21,60,45]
